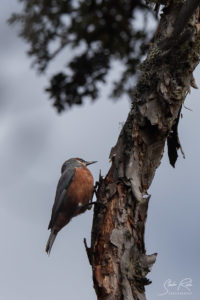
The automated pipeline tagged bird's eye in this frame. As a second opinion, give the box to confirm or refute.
[77,158,85,163]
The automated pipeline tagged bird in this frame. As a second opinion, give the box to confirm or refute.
[46,157,97,255]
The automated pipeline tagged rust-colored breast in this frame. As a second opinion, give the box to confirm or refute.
[66,165,94,210]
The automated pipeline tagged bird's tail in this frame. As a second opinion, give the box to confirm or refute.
[46,229,57,255]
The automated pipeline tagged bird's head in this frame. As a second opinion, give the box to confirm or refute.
[61,157,97,173]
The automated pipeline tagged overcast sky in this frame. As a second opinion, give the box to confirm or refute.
[0,1,199,300]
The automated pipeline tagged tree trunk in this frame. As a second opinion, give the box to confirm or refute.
[86,2,200,299]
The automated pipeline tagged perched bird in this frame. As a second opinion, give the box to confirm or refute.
[46,157,97,255]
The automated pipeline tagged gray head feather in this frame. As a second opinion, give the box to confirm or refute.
[61,158,81,173]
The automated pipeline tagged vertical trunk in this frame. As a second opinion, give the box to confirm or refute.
[87,2,200,299]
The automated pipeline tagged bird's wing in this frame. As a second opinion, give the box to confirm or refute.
[48,166,75,229]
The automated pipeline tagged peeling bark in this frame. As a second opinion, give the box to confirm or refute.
[87,2,200,299]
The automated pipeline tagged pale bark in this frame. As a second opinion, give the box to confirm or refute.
[86,1,200,299]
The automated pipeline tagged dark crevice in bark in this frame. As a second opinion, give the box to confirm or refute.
[167,106,185,167]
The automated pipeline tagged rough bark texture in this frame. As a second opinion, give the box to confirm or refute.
[86,1,200,299]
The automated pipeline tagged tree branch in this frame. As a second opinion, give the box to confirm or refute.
[89,2,200,299]
[159,0,200,51]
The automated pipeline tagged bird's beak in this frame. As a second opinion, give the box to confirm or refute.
[86,161,97,166]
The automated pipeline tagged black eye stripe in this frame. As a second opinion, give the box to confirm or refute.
[78,159,85,163]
